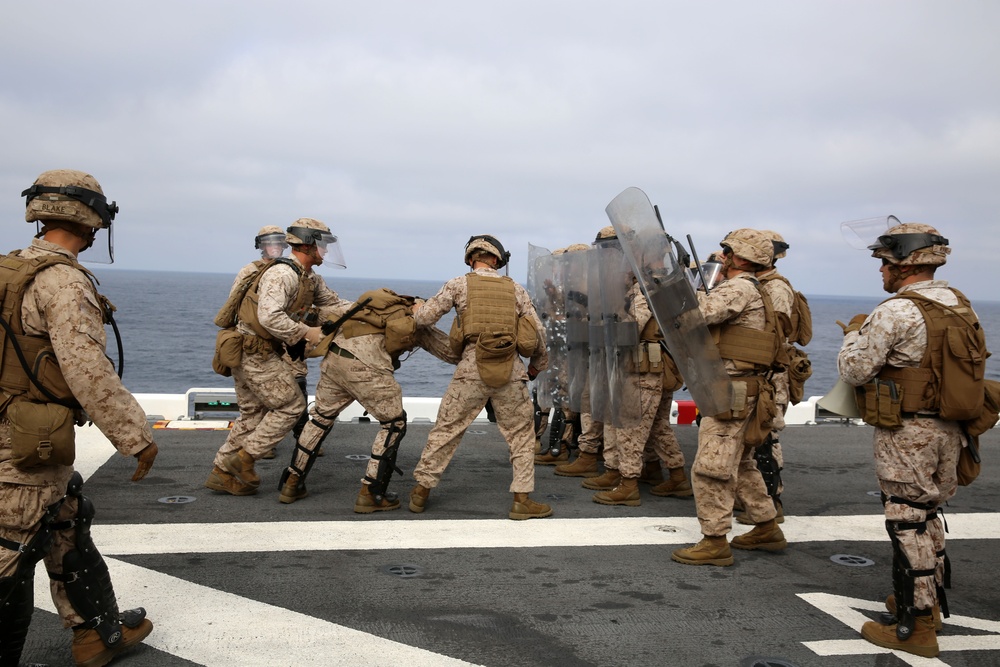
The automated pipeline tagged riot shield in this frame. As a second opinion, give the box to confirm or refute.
[528,244,558,411]
[586,247,610,424]
[530,249,569,412]
[594,240,640,428]
[563,249,590,413]
[605,187,732,417]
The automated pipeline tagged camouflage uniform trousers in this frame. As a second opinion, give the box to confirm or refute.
[213,349,305,467]
[413,377,536,493]
[608,373,682,478]
[293,354,404,484]
[875,417,962,610]
[0,481,88,627]
[690,396,776,536]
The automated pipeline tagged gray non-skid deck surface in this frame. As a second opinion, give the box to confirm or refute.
[21,422,1000,667]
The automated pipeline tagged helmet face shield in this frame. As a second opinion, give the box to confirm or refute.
[315,233,346,269]
[690,259,724,291]
[255,232,288,259]
[840,215,899,250]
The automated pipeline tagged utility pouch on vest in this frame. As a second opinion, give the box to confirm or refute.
[8,400,76,469]
[787,345,813,405]
[964,379,1000,437]
[475,332,517,387]
[857,379,904,429]
[213,328,243,376]
[956,435,981,486]
[939,325,987,421]
[661,349,684,393]
[448,316,464,357]
[515,316,538,357]
[21,347,74,405]
[385,316,418,355]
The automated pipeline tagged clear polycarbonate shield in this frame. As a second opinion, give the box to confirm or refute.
[586,247,610,423]
[690,259,724,292]
[528,245,568,411]
[50,223,113,264]
[594,240,640,428]
[605,187,732,417]
[840,215,899,250]
[563,249,590,413]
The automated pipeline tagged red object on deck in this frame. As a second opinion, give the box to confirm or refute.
[675,400,698,425]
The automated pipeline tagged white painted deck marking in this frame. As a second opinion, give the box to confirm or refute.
[799,592,1000,667]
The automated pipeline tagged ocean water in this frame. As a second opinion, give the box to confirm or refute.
[93,270,1000,402]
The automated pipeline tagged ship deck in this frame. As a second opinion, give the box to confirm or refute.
[21,419,1000,667]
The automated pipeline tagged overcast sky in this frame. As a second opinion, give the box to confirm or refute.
[2,1,998,300]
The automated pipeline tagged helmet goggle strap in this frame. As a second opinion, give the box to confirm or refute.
[868,233,949,260]
[772,240,789,257]
[21,184,118,229]
[466,234,510,269]
[288,227,335,249]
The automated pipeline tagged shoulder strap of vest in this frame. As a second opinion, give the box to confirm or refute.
[891,288,979,330]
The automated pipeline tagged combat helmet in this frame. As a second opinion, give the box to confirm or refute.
[594,225,617,242]
[23,169,118,230]
[464,234,510,268]
[868,222,950,266]
[760,230,789,262]
[721,228,773,268]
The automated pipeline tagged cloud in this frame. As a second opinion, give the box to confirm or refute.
[1,0,999,300]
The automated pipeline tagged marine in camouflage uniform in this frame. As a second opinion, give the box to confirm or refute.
[207,218,352,496]
[1,170,157,666]
[591,278,690,506]
[672,228,787,567]
[230,226,309,459]
[278,292,458,511]
[737,230,794,524]
[409,235,552,520]
[839,223,962,658]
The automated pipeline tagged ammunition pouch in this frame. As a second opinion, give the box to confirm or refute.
[712,376,761,421]
[856,379,904,429]
[8,399,78,469]
[628,340,664,374]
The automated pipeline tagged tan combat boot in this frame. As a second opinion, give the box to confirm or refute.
[534,448,569,465]
[671,535,734,566]
[279,472,308,504]
[885,594,943,631]
[72,618,154,667]
[205,466,258,496]
[222,449,260,487]
[861,614,939,658]
[554,451,600,478]
[639,460,664,485]
[509,493,553,520]
[581,469,621,490]
[593,477,641,506]
[354,484,401,513]
[731,519,787,551]
[409,484,431,513]
[650,467,693,497]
